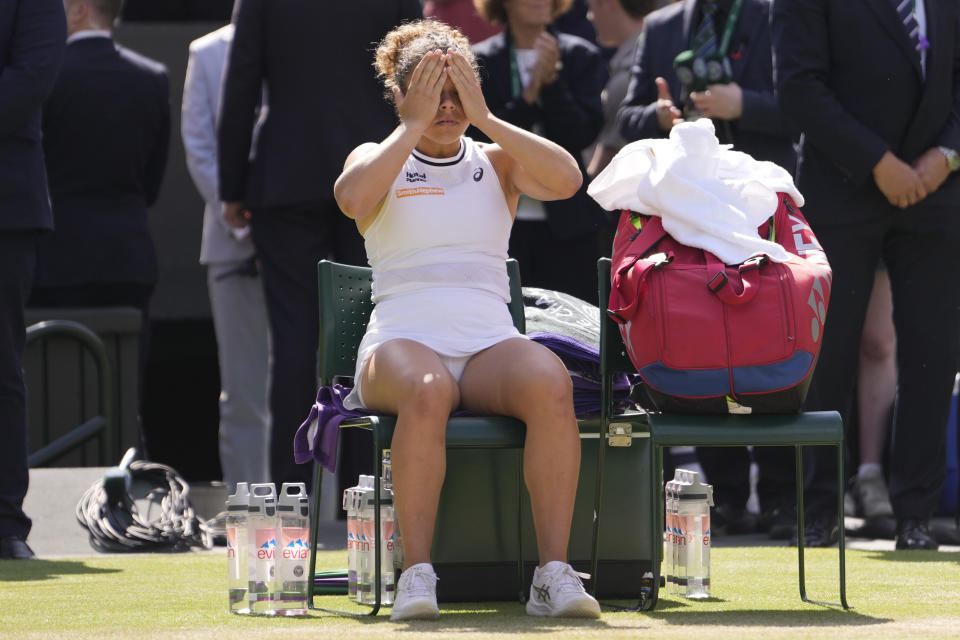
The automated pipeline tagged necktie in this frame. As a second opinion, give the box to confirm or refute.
[895,0,925,52]
[691,3,718,58]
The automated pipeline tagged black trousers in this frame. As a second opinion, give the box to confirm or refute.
[696,445,795,511]
[803,202,960,520]
[0,231,38,538]
[250,200,372,492]
[509,220,600,304]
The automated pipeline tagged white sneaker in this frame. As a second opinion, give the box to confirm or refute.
[525,561,601,618]
[390,563,439,621]
[853,467,894,520]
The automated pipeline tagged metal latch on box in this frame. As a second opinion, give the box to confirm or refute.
[607,422,632,447]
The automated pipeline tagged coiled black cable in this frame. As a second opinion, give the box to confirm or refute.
[75,459,220,552]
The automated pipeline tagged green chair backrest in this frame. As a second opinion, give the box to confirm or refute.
[317,259,525,387]
[597,257,636,378]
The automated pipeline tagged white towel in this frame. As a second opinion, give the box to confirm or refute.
[587,119,804,265]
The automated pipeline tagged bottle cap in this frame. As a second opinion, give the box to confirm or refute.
[226,482,250,511]
[248,482,277,516]
[278,482,309,517]
[675,468,714,506]
[363,490,393,507]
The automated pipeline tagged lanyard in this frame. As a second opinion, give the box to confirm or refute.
[509,46,522,99]
[692,0,744,58]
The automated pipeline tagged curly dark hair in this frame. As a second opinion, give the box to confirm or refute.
[472,0,574,26]
[374,19,479,103]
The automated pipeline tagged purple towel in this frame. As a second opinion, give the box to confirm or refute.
[293,384,372,473]
[294,333,637,473]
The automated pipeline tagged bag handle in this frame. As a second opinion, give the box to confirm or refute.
[706,254,766,305]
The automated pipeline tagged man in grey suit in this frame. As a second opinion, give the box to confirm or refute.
[182,23,270,492]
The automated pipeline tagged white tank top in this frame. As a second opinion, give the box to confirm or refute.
[363,137,513,303]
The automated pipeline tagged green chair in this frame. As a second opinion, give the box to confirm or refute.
[306,259,529,616]
[588,261,661,610]
[595,257,849,609]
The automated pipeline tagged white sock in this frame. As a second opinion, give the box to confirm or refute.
[858,463,883,478]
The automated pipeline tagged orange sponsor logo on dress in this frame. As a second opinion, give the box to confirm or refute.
[396,186,445,198]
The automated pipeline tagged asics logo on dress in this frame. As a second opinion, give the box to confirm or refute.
[473,167,483,182]
[532,584,551,602]
[406,171,427,183]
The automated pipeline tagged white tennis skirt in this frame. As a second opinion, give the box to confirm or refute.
[342,287,525,410]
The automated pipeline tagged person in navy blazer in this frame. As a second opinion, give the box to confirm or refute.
[773,0,960,550]
[218,0,423,490]
[30,0,169,319]
[0,0,66,560]
[470,0,609,303]
[616,0,798,539]
[618,0,795,173]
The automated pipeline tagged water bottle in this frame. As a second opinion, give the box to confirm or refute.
[663,475,677,595]
[675,470,691,596]
[676,469,713,598]
[276,482,309,615]
[226,482,251,614]
[343,483,360,600]
[248,483,278,615]
[382,451,403,576]
[355,475,374,604]
[359,482,396,605]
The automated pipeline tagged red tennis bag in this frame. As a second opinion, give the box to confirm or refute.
[608,193,832,414]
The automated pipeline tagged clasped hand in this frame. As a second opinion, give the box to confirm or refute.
[874,149,949,209]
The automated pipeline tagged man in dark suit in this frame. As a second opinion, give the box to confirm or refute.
[0,0,66,560]
[218,0,423,490]
[471,0,609,303]
[29,0,170,427]
[773,0,960,549]
[617,0,798,538]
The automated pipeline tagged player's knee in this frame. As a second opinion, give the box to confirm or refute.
[399,370,458,421]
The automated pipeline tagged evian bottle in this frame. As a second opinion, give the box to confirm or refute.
[359,481,396,605]
[343,482,361,599]
[355,476,374,604]
[225,482,250,614]
[248,483,278,615]
[676,470,713,598]
[276,482,310,615]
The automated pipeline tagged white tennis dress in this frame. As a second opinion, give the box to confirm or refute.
[343,136,526,410]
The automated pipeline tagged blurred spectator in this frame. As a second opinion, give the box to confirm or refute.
[471,0,608,303]
[30,0,170,454]
[617,0,797,538]
[182,23,270,492]
[585,0,654,257]
[0,0,66,561]
[552,0,599,43]
[773,0,960,550]
[218,0,423,492]
[425,0,502,43]
[584,0,653,181]
[850,268,896,522]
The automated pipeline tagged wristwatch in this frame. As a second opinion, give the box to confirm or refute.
[938,146,960,172]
